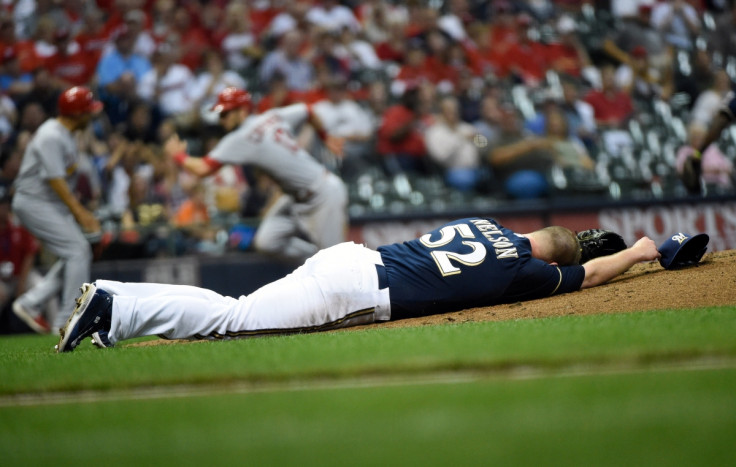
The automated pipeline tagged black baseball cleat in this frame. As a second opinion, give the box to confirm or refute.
[56,283,113,353]
[681,153,702,195]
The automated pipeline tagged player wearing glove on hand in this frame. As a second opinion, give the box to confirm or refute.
[576,229,628,264]
[164,87,348,264]
[57,218,661,352]
[11,86,102,333]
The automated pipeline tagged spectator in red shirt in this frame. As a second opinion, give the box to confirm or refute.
[423,28,460,93]
[0,15,41,74]
[75,8,113,71]
[584,64,634,129]
[393,40,434,95]
[47,29,96,87]
[170,8,211,71]
[374,20,407,63]
[377,86,430,175]
[488,1,519,52]
[249,0,282,39]
[32,16,61,67]
[546,15,592,79]
[405,2,438,38]
[465,22,506,78]
[498,13,550,87]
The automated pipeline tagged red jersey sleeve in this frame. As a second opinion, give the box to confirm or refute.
[202,156,224,172]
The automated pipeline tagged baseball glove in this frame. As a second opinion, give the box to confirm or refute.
[577,229,628,264]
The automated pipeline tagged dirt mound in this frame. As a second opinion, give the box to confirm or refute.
[373,250,736,329]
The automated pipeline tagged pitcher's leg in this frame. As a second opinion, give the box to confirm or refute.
[225,243,387,333]
[110,293,239,343]
[108,244,388,345]
[108,268,323,342]
[96,280,231,302]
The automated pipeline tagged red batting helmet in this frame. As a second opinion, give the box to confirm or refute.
[58,86,103,117]
[211,87,252,113]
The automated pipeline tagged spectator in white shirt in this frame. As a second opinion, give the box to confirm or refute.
[690,69,732,130]
[425,95,482,191]
[611,0,654,20]
[651,0,701,50]
[137,42,195,119]
[438,0,471,41]
[124,9,156,59]
[267,1,311,40]
[220,2,261,73]
[311,77,373,179]
[187,49,246,124]
[259,29,315,91]
[358,0,408,44]
[306,0,361,33]
[337,26,382,72]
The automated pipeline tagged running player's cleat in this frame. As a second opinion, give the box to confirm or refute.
[12,301,51,334]
[91,330,114,348]
[682,151,702,195]
[56,283,113,353]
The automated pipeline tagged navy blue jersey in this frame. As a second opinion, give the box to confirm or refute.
[378,218,585,319]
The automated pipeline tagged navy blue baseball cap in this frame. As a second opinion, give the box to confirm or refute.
[658,232,709,270]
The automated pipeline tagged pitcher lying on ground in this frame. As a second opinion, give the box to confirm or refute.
[56,217,661,352]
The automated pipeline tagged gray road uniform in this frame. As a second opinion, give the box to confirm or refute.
[12,119,92,329]
[207,104,347,262]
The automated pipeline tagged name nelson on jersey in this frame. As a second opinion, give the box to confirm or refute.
[470,219,519,260]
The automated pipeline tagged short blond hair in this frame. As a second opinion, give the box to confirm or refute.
[538,226,581,266]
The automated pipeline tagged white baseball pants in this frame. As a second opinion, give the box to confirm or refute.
[99,242,391,344]
[12,194,92,329]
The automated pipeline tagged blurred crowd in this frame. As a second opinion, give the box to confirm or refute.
[1,0,736,260]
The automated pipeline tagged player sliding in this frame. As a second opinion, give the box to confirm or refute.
[163,87,348,264]
[56,218,660,352]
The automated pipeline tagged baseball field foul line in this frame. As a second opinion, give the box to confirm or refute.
[3,355,736,408]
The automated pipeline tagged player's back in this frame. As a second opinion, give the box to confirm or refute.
[378,218,581,318]
[209,104,327,198]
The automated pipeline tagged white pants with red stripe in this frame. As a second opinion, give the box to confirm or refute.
[98,243,391,345]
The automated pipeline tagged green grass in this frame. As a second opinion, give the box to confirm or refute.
[2,307,736,395]
[1,369,735,466]
[1,307,736,466]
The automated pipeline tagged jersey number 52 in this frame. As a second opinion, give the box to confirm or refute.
[419,224,486,276]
